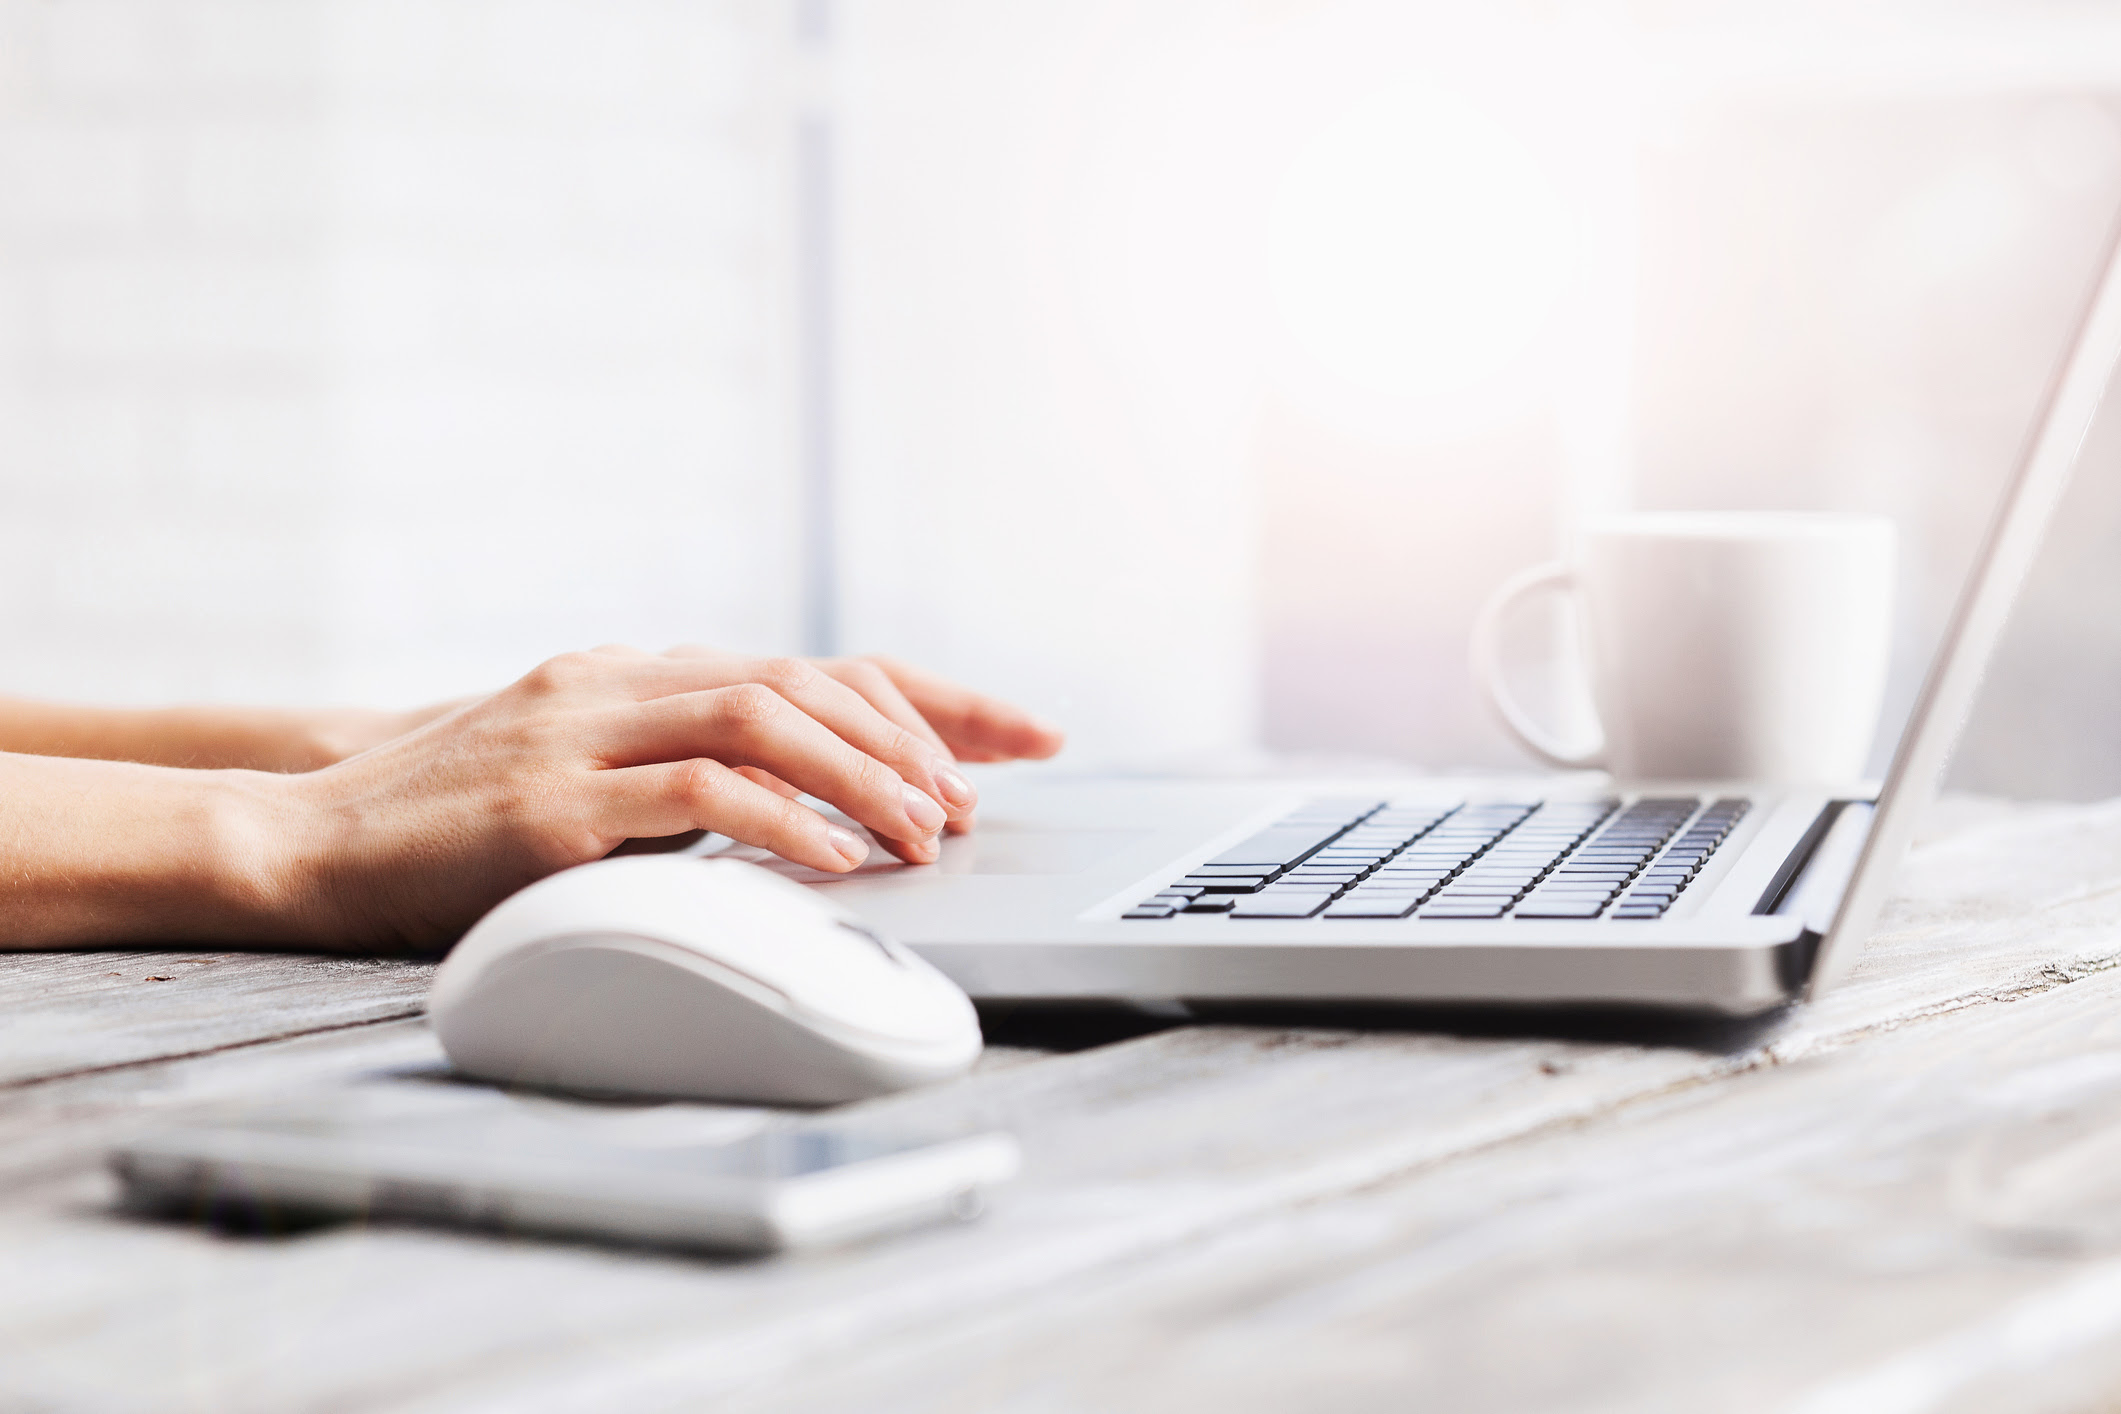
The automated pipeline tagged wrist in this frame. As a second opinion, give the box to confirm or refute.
[198,768,346,945]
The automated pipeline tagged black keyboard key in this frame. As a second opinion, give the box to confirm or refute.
[1141,794,1742,928]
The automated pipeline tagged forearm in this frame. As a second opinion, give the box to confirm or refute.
[0,752,304,949]
[0,697,414,772]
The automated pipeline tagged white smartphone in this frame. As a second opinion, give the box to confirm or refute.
[111,1089,1019,1254]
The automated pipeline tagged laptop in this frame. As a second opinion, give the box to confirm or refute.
[742,216,2121,1017]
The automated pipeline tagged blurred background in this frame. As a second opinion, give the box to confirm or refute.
[1,0,2117,794]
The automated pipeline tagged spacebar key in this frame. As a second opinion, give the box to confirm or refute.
[1230,892,1330,919]
[1202,826,1343,870]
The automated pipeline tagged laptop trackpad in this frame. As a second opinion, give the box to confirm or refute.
[741,823,1153,882]
[935,826,1148,875]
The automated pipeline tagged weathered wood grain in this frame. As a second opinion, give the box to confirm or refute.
[0,950,431,1087]
[743,936,2121,1414]
[1,795,2118,1414]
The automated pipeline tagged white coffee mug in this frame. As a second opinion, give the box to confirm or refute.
[1470,512,1897,781]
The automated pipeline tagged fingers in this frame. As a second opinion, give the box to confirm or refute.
[729,767,937,861]
[732,765,939,864]
[815,657,951,757]
[628,652,977,824]
[598,758,872,873]
[734,765,800,799]
[862,656,1066,763]
[810,657,983,830]
[596,684,948,857]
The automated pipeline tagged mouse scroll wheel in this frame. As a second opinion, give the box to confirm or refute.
[836,919,909,966]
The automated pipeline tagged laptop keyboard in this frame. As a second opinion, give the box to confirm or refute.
[1122,796,1751,922]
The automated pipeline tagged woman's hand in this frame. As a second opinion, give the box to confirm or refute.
[270,648,1064,951]
[660,648,1065,833]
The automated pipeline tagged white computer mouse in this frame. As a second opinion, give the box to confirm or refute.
[428,857,983,1106]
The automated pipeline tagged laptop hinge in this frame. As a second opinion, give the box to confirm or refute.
[1767,801,1877,939]
[1752,801,1843,917]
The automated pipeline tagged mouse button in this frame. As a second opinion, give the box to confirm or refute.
[548,933,796,1015]
[777,953,978,1047]
[835,919,909,965]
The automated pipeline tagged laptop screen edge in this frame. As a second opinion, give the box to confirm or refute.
[1808,207,2121,999]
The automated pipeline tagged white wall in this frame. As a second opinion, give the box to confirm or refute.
[0,0,798,711]
[4,0,2119,800]
[833,1,1264,767]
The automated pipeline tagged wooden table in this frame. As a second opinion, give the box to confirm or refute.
[9,794,2121,1413]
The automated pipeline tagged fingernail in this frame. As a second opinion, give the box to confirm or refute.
[828,826,869,866]
[934,763,977,810]
[900,782,947,834]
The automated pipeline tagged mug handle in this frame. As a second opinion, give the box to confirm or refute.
[1469,561,1607,771]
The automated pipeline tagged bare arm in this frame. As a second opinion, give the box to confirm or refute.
[0,650,1063,953]
[0,698,451,772]
[0,752,309,947]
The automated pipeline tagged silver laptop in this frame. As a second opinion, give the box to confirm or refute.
[750,220,2121,1017]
